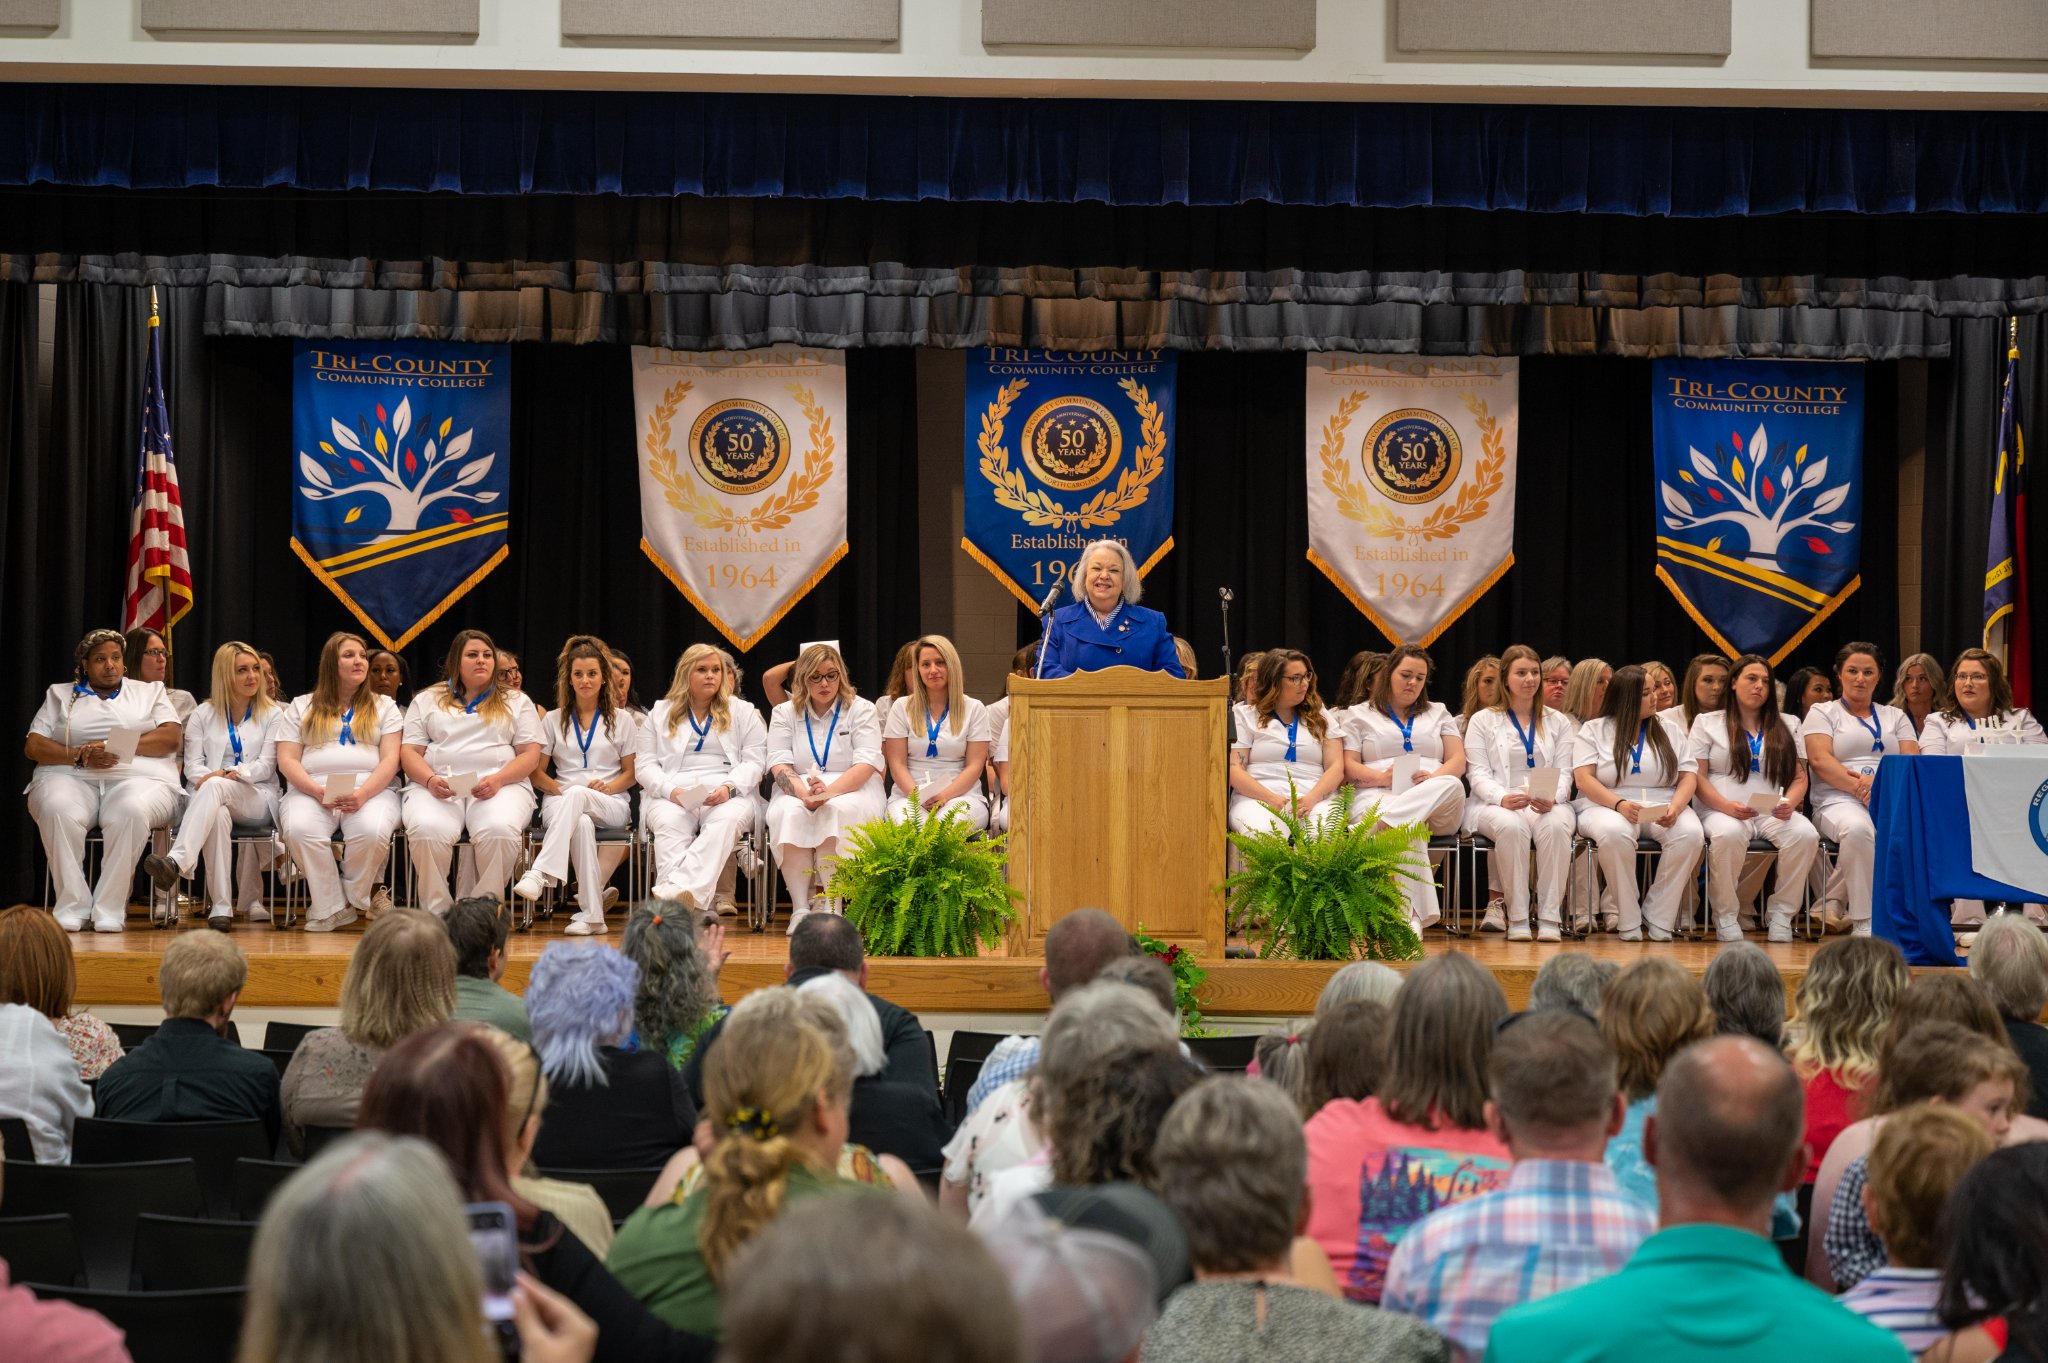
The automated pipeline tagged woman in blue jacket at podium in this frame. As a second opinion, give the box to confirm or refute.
[1035,539,1187,680]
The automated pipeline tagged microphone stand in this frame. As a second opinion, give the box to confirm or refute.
[1218,587,1235,686]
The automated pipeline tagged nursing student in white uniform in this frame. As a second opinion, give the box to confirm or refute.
[273,631,404,932]
[126,627,199,723]
[1229,649,1345,837]
[985,643,1038,834]
[513,636,640,933]
[766,643,886,932]
[23,628,184,932]
[1919,647,2048,931]
[1801,641,1920,937]
[882,634,991,829]
[1466,645,1579,941]
[400,628,545,914]
[1341,644,1467,934]
[143,642,282,929]
[1688,654,1820,942]
[1573,665,1704,941]
[637,643,767,913]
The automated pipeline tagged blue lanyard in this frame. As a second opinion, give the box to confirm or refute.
[462,687,494,715]
[1282,711,1300,764]
[925,705,950,759]
[1390,708,1417,754]
[1744,727,1763,774]
[685,707,712,753]
[571,710,599,767]
[1507,710,1538,769]
[227,704,252,765]
[1629,721,1649,776]
[805,702,840,770]
[1851,708,1885,755]
[73,682,120,700]
[338,704,355,746]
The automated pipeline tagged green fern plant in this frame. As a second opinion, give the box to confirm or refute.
[824,792,1021,957]
[1221,783,1426,961]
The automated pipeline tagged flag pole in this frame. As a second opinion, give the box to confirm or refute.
[149,285,174,691]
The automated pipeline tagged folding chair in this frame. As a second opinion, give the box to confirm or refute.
[0,1158,204,1289]
[229,1158,299,1221]
[28,1284,244,1363]
[0,1212,85,1287]
[130,1214,256,1290]
[72,1117,273,1220]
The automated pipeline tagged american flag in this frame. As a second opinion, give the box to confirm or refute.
[123,290,194,634]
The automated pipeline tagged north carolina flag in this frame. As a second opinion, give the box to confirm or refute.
[122,291,193,634]
[1985,322,2031,707]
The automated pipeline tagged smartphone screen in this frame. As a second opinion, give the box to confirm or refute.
[466,1201,521,1360]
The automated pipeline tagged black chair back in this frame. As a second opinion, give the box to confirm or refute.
[941,1030,1013,1126]
[534,1167,665,1223]
[0,1212,85,1287]
[922,1029,940,1093]
[131,1214,256,1290]
[1,1159,204,1290]
[110,1022,161,1052]
[299,1124,352,1159]
[259,1049,297,1079]
[0,1116,31,1161]
[72,1117,272,1220]
[1185,1033,1260,1073]
[230,1158,299,1221]
[263,1021,319,1054]
[28,1284,245,1363]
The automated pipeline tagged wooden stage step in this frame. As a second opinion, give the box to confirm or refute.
[55,909,1863,1016]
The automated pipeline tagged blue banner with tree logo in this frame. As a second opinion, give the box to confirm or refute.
[962,349,1176,610]
[291,340,512,651]
[1651,359,1864,664]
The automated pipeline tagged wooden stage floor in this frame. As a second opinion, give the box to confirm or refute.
[53,905,1897,1017]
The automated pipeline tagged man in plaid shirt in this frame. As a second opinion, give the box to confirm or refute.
[1381,1009,1654,1362]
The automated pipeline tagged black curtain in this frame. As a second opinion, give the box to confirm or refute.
[1129,352,1901,698]
[0,284,921,901]
[1924,314,2048,687]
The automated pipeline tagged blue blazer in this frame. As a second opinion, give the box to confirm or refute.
[1036,603,1186,679]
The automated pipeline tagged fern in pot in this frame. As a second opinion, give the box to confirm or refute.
[1221,784,1427,961]
[825,791,1021,957]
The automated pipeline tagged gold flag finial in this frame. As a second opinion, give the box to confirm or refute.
[149,285,159,327]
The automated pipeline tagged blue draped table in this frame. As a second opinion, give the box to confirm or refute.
[1870,753,2048,967]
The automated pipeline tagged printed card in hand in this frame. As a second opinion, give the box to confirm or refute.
[444,771,479,798]
[323,771,359,801]
[1389,754,1421,792]
[103,728,143,762]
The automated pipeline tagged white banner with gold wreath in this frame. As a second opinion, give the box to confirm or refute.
[633,347,847,651]
[1304,356,1518,646]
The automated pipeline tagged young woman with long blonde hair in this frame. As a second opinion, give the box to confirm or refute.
[636,642,767,914]
[881,634,990,829]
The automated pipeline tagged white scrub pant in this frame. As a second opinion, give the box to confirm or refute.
[1229,794,1344,838]
[1351,774,1465,932]
[886,788,990,831]
[167,776,276,916]
[533,787,632,922]
[30,773,180,929]
[404,786,535,913]
[280,788,401,923]
[1576,805,1705,937]
[1811,801,1876,932]
[646,794,756,910]
[1701,809,1819,937]
[1471,803,1576,929]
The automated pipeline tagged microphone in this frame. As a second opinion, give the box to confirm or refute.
[1037,580,1065,615]
[1218,587,1235,684]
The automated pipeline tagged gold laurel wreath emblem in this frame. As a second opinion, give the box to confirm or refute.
[977,378,1168,530]
[644,380,836,533]
[1318,389,1507,544]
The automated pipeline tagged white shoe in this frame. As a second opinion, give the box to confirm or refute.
[54,908,87,933]
[712,894,738,917]
[1536,925,1562,943]
[304,907,358,933]
[512,871,547,903]
[1717,923,1745,943]
[1646,926,1675,943]
[1599,912,1620,934]
[1617,929,1643,942]
[565,919,608,936]
[786,906,812,937]
[1506,923,1532,942]
[602,887,619,913]
[1769,925,1796,944]
[651,880,685,903]
[244,906,273,924]
[91,916,126,934]
[368,885,395,920]
[1480,905,1507,933]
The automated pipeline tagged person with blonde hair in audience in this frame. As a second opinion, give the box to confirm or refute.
[1560,657,1610,723]
[279,907,457,1156]
[94,928,279,1143]
[0,907,94,1161]
[237,1132,598,1363]
[1889,651,1946,739]
[1971,911,2048,1118]
[1305,953,1511,1303]
[1597,958,1718,1213]
[1702,941,1787,1048]
[607,986,872,1339]
[1790,936,1910,1184]
[797,971,949,1176]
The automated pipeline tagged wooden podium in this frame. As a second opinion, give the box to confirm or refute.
[1006,667,1230,955]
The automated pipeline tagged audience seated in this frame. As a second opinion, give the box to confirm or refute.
[1314,960,1404,1014]
[240,1131,596,1363]
[1835,1104,1993,1353]
[1525,953,1616,1018]
[93,929,280,1145]
[0,908,93,1161]
[1702,942,1787,1048]
[607,986,873,1340]
[480,1024,616,1256]
[723,1195,1026,1363]
[280,908,457,1157]
[445,895,532,1042]
[1968,912,2048,1120]
[1146,1078,1448,1363]
[623,904,727,1073]
[1304,953,1512,1304]
[985,1200,1158,1363]
[1790,937,1910,1184]
[1253,1030,1314,1115]
[965,909,1136,1115]
[1597,959,1717,1212]
[0,1129,132,1362]
[1384,1009,1653,1362]
[0,907,124,1082]
[526,942,697,1170]
[960,981,1179,1230]
[1924,1144,2048,1363]
[798,971,949,1173]
[1304,999,1390,1114]
[357,1021,712,1363]
[1484,1036,1908,1363]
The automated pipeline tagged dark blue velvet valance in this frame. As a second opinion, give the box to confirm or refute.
[2,83,2044,215]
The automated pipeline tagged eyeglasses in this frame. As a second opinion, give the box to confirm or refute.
[812,671,842,683]
[141,648,169,659]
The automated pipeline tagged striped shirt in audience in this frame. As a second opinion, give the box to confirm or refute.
[1836,1266,1946,1353]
